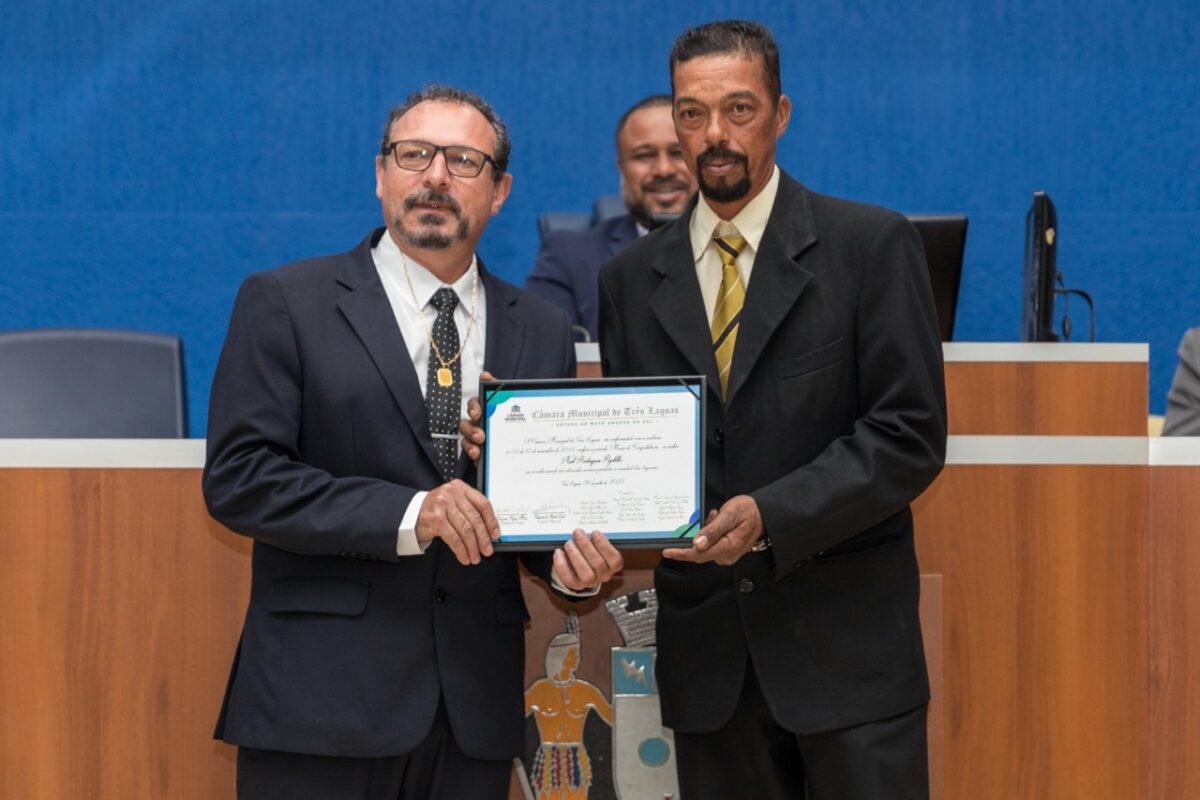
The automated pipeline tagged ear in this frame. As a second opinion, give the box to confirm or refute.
[774,95,792,139]
[375,155,386,200]
[490,171,513,215]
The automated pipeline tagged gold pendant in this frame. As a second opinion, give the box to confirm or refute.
[437,367,453,387]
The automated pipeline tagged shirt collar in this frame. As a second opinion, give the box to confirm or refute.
[689,164,781,261]
[374,229,480,319]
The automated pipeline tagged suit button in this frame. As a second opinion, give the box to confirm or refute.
[739,578,755,594]
[434,588,447,603]
[713,428,724,446]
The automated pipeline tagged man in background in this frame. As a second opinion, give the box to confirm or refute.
[525,94,696,340]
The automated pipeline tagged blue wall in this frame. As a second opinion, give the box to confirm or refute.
[3,1,1198,435]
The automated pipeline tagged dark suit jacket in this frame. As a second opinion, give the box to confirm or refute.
[598,172,947,735]
[203,229,575,760]
[525,213,639,341]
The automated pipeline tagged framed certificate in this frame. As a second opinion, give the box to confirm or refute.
[479,376,705,549]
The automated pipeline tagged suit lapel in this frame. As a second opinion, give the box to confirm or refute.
[608,215,639,257]
[647,207,719,395]
[335,231,441,472]
[725,173,819,407]
[481,260,525,383]
[462,261,526,478]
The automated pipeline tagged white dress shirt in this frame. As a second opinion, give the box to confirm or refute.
[372,231,598,595]
[688,165,782,323]
[373,230,485,556]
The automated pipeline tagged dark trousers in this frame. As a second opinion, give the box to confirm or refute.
[674,663,929,800]
[236,701,511,800]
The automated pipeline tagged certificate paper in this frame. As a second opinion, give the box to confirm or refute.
[480,377,705,549]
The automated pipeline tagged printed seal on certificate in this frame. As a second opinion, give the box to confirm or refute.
[478,376,706,550]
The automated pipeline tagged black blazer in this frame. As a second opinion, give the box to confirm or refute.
[598,172,947,735]
[203,229,575,759]
[525,213,639,340]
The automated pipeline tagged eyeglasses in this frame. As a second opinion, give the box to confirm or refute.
[384,140,498,178]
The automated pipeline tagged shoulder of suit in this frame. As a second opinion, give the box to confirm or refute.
[802,184,907,233]
[1181,327,1200,360]
[542,213,634,250]
[487,272,572,328]
[599,214,678,279]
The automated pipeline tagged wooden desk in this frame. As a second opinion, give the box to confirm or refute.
[5,343,1195,800]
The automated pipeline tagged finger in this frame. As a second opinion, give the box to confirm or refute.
[552,548,583,591]
[572,529,608,578]
[710,537,745,566]
[480,370,496,382]
[695,509,736,551]
[437,525,471,566]
[563,537,598,587]
[454,490,495,557]
[466,396,482,423]
[451,482,497,542]
[446,502,482,564]
[462,485,501,541]
[590,531,624,576]
[458,412,486,446]
[662,546,709,563]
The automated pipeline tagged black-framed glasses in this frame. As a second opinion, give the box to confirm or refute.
[384,140,497,178]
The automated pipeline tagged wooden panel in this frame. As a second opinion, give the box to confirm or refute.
[0,469,249,798]
[924,574,944,800]
[1149,465,1200,799]
[946,362,1146,435]
[913,465,1148,799]
[0,454,1160,799]
[577,361,602,379]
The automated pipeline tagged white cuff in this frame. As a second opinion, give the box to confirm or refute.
[396,491,431,556]
[550,566,600,597]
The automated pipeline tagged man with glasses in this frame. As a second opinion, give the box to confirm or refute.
[203,84,622,800]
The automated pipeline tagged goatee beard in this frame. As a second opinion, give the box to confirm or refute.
[696,145,752,203]
[395,188,469,250]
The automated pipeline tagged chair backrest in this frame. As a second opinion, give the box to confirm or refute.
[906,214,968,342]
[537,194,628,242]
[536,211,591,242]
[591,193,627,223]
[0,328,188,438]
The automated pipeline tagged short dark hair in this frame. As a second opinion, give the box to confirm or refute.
[669,20,781,107]
[379,84,511,182]
[614,94,674,155]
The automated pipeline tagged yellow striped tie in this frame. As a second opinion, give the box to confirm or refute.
[711,227,747,398]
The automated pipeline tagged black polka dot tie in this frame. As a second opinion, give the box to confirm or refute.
[425,288,461,481]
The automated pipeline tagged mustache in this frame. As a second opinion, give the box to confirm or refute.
[696,145,748,170]
[403,189,462,216]
[642,176,692,193]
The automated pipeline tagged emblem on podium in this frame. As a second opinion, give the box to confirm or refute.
[607,590,679,800]
[522,611,613,799]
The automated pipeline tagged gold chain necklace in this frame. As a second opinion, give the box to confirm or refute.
[398,249,479,388]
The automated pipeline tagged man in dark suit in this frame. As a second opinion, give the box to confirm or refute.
[598,21,947,799]
[203,85,622,800]
[524,95,696,340]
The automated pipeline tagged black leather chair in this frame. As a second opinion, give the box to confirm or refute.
[536,193,626,242]
[0,328,188,437]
